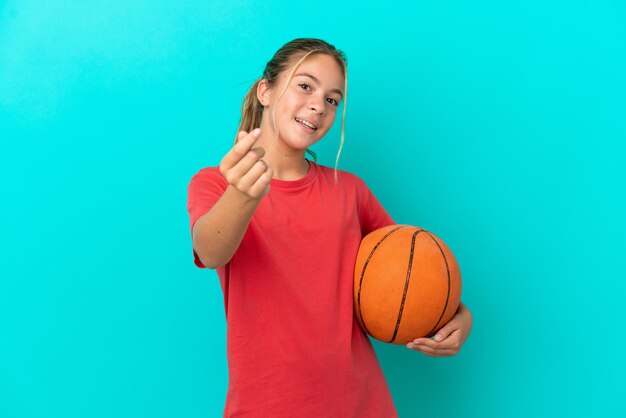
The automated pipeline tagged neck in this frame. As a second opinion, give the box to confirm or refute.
[255,123,311,181]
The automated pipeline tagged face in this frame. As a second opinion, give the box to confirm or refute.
[258,53,345,152]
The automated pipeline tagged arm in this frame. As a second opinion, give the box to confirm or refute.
[193,186,262,268]
[192,128,273,269]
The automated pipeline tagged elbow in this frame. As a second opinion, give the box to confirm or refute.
[204,257,227,270]
[192,224,231,269]
[193,242,229,270]
[195,247,222,269]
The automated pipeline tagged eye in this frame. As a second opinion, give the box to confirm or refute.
[298,83,311,91]
[327,98,339,106]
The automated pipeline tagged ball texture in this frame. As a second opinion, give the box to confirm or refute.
[354,224,462,344]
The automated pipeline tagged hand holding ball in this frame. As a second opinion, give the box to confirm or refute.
[353,225,462,344]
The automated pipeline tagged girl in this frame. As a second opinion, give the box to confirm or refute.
[187,38,473,417]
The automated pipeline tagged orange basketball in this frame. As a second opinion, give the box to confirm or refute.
[353,224,462,345]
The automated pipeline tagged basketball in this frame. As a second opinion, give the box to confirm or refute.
[353,224,462,345]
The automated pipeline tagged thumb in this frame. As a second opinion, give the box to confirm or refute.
[433,323,457,342]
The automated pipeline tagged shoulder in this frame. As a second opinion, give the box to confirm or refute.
[188,166,228,189]
[190,166,225,180]
[192,166,222,177]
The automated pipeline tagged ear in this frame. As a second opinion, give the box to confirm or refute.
[256,79,271,107]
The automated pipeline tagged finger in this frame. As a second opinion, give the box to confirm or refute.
[227,146,266,181]
[407,340,455,353]
[409,338,442,349]
[408,345,458,357]
[250,146,265,159]
[237,159,271,193]
[432,323,457,342]
[248,164,273,197]
[413,331,461,351]
[413,327,460,345]
[221,128,261,171]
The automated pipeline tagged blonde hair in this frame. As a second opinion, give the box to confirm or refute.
[236,38,348,182]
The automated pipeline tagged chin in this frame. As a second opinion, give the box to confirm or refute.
[283,128,323,150]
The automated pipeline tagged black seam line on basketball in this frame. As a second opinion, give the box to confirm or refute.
[357,225,408,338]
[424,231,451,338]
[389,229,424,343]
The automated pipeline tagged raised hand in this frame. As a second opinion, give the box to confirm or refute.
[219,128,274,199]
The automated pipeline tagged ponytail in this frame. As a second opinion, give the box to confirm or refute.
[235,78,264,144]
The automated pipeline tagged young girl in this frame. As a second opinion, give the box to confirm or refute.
[187,38,473,417]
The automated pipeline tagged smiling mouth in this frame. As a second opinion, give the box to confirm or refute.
[295,118,318,130]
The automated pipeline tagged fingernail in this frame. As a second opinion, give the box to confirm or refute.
[407,343,415,349]
[252,128,261,137]
[434,335,442,341]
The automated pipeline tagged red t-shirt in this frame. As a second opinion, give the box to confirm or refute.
[187,160,398,417]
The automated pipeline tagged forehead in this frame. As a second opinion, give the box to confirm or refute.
[285,54,345,92]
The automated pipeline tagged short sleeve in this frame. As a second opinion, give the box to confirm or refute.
[356,177,396,236]
[187,167,229,268]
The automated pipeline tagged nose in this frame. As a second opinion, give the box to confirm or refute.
[309,95,326,115]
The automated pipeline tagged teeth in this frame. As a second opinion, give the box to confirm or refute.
[296,118,316,130]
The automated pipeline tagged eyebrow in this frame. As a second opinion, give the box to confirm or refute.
[294,73,344,99]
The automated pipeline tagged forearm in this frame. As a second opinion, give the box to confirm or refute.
[192,185,262,268]
[456,300,473,322]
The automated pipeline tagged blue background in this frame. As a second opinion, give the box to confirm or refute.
[1,0,625,417]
